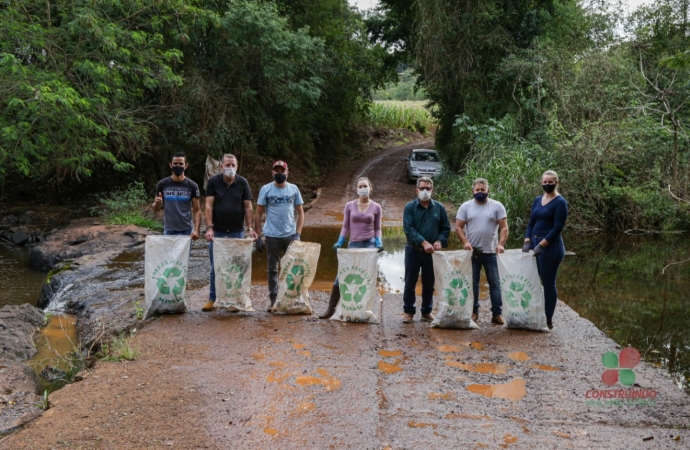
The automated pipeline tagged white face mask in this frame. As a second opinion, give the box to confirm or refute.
[417,189,432,201]
[223,167,236,178]
[357,188,370,198]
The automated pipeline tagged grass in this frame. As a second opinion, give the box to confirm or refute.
[101,334,139,362]
[363,101,435,132]
[95,181,163,231]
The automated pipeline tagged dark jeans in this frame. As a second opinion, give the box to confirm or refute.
[266,236,295,300]
[531,234,565,320]
[208,230,244,301]
[164,229,192,236]
[334,238,376,287]
[471,252,502,316]
[402,245,434,315]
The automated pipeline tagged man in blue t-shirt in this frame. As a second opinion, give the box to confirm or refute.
[152,152,201,238]
[255,160,304,311]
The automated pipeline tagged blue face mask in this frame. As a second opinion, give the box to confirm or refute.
[473,192,488,202]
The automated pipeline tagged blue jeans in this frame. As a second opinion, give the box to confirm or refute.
[402,245,434,315]
[164,229,192,235]
[333,238,376,287]
[472,252,502,316]
[531,234,565,320]
[209,230,244,301]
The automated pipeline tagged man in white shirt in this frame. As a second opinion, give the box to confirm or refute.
[455,178,508,325]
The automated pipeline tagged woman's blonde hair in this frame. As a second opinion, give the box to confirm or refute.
[542,170,559,182]
[356,177,373,190]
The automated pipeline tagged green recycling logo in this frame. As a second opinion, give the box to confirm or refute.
[501,275,534,312]
[341,274,367,304]
[444,277,468,307]
[219,263,245,292]
[286,264,305,293]
[155,265,186,303]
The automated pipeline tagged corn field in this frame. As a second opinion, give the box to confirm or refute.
[363,101,435,131]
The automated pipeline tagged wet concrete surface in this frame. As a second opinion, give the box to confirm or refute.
[4,285,688,449]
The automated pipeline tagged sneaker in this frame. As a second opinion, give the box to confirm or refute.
[471,313,478,322]
[491,315,505,325]
[421,313,435,322]
[402,313,414,323]
[202,300,215,312]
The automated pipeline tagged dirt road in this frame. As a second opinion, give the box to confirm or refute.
[3,142,689,449]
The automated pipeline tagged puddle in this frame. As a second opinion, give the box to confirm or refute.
[507,352,531,362]
[445,413,490,420]
[407,422,437,429]
[530,364,560,371]
[466,378,526,402]
[28,314,79,391]
[378,360,403,374]
[445,362,511,374]
[378,350,402,357]
[427,392,455,400]
[105,250,144,270]
[0,244,49,307]
[295,369,341,391]
[437,345,463,353]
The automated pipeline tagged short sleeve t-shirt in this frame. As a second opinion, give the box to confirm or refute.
[257,182,304,238]
[205,174,252,233]
[156,177,200,232]
[456,198,507,253]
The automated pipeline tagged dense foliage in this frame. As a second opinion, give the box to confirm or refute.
[374,0,690,231]
[0,0,387,189]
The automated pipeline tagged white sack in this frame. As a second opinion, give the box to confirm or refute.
[144,235,191,319]
[213,238,254,311]
[497,249,549,332]
[430,250,478,329]
[273,241,321,314]
[331,248,380,323]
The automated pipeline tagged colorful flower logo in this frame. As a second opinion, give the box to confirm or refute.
[601,347,641,387]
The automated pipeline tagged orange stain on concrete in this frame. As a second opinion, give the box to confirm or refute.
[269,361,287,368]
[378,350,402,357]
[437,345,463,353]
[378,361,403,374]
[553,432,571,438]
[295,369,341,391]
[266,370,290,383]
[251,353,265,360]
[530,364,560,371]
[503,434,518,444]
[263,428,279,436]
[476,444,489,449]
[293,402,316,414]
[445,362,511,374]
[292,342,306,350]
[427,392,455,400]
[445,413,490,420]
[407,422,437,429]
[470,342,485,350]
[297,350,311,357]
[507,351,531,362]
[466,378,526,402]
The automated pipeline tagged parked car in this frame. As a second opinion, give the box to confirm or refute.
[405,149,443,183]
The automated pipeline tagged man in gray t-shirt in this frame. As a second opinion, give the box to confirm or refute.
[455,178,509,325]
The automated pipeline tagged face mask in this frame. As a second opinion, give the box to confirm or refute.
[473,192,488,202]
[418,190,432,201]
[274,173,287,184]
[542,184,556,193]
[223,167,236,178]
[171,166,185,176]
[357,188,370,198]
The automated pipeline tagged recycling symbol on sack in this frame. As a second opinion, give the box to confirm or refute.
[156,266,185,296]
[504,280,531,310]
[221,264,244,291]
[444,278,468,307]
[286,264,305,293]
[341,273,367,304]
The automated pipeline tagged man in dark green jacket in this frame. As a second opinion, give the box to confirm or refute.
[402,176,451,323]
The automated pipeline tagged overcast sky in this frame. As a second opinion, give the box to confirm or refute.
[347,0,655,12]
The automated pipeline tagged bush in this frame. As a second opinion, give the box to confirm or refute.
[95,182,162,230]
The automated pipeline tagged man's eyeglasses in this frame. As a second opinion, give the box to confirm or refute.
[417,187,432,191]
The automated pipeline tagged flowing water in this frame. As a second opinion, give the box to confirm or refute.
[1,228,688,390]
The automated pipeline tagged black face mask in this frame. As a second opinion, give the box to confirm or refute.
[542,184,556,193]
[172,166,185,176]
[274,173,287,184]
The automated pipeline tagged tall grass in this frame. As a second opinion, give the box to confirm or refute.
[363,101,435,132]
[95,181,163,230]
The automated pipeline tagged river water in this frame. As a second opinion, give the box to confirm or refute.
[1,229,688,390]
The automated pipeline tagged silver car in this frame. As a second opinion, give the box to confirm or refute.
[405,149,443,183]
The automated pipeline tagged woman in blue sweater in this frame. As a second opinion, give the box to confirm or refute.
[522,170,568,330]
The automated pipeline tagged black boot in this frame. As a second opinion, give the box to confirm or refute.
[319,284,340,319]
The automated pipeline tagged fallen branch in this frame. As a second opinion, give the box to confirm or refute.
[662,257,690,275]
[668,184,690,205]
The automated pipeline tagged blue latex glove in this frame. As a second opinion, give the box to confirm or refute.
[332,236,346,251]
[292,232,301,241]
[533,244,544,257]
[374,237,384,253]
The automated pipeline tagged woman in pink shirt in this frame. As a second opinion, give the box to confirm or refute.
[318,177,383,319]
